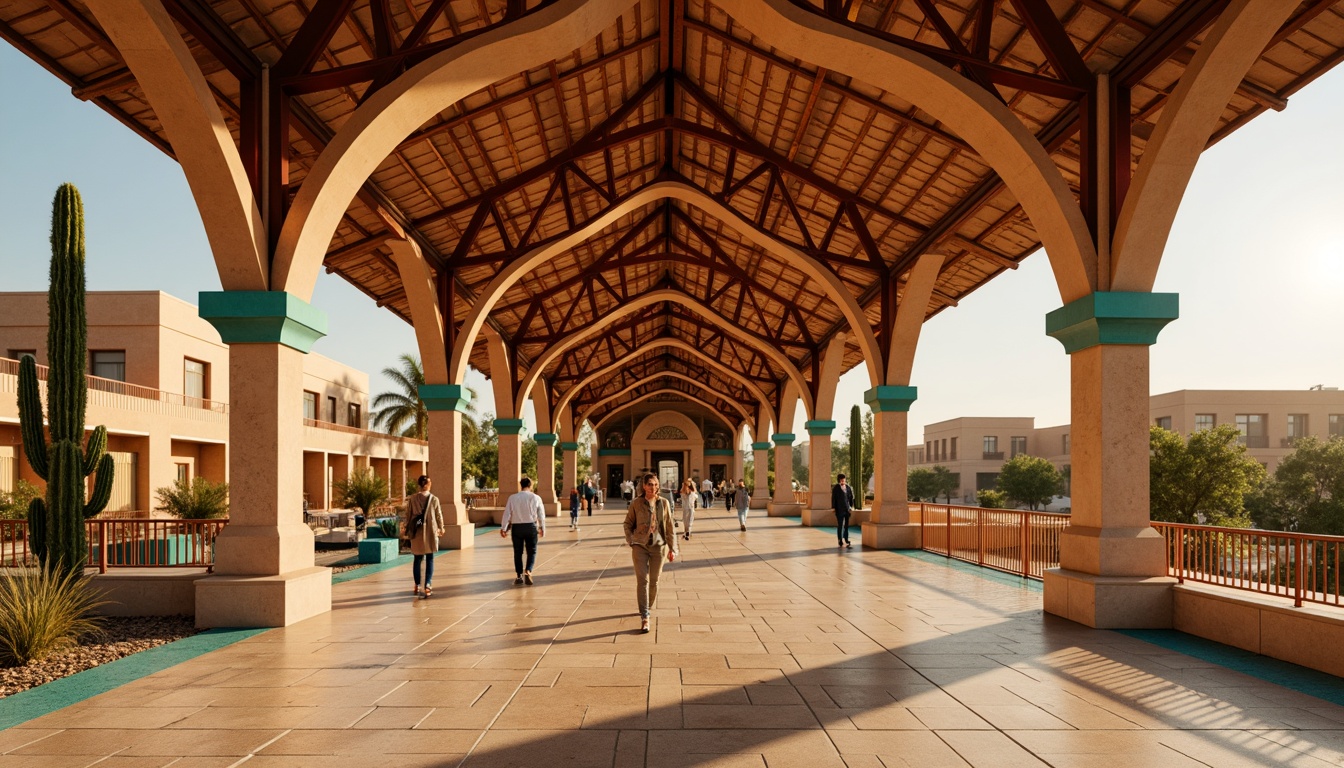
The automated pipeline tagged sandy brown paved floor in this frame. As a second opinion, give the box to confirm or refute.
[4,505,1344,767]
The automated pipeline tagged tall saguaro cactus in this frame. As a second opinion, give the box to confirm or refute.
[849,405,862,505]
[18,183,115,574]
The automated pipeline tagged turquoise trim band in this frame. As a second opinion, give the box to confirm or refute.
[598,448,631,456]
[772,433,796,446]
[534,432,559,446]
[198,291,328,353]
[494,418,525,435]
[704,449,735,456]
[751,441,772,451]
[864,385,917,413]
[1046,291,1179,353]
[419,384,471,413]
[805,420,836,436]
[559,441,580,452]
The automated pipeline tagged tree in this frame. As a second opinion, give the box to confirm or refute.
[907,468,938,501]
[333,468,389,515]
[462,414,498,488]
[977,489,1009,509]
[861,410,875,496]
[792,444,808,487]
[1149,424,1262,526]
[155,478,229,519]
[996,455,1062,511]
[930,465,958,503]
[848,406,862,495]
[1249,436,1344,534]
[371,354,428,439]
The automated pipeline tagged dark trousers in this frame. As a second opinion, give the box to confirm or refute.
[413,553,435,586]
[836,512,852,544]
[585,496,594,515]
[511,523,538,575]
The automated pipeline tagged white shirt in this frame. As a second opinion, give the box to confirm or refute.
[701,479,713,492]
[501,490,546,532]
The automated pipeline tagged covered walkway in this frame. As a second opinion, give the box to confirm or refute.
[4,510,1344,767]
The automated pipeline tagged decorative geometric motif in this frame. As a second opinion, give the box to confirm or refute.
[648,426,688,440]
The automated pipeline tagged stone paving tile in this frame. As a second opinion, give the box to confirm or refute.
[8,506,1344,767]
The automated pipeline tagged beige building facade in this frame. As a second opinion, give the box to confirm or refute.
[909,389,1344,503]
[0,292,426,514]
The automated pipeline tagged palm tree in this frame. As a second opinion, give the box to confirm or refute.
[371,354,482,443]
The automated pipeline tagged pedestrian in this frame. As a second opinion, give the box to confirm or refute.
[701,476,714,507]
[569,485,581,531]
[500,476,546,585]
[723,478,734,510]
[679,478,700,540]
[621,478,634,503]
[624,473,678,633]
[406,475,443,599]
[583,478,596,516]
[832,472,856,549]
[733,479,750,531]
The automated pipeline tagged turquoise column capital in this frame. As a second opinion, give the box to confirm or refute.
[805,420,836,436]
[1046,291,1179,354]
[559,441,580,452]
[198,291,327,353]
[419,384,471,413]
[494,418,525,435]
[772,433,796,446]
[751,441,772,451]
[534,432,559,446]
[865,385,917,413]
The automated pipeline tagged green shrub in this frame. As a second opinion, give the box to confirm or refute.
[0,480,41,521]
[405,478,418,497]
[0,567,106,666]
[333,468,389,515]
[976,489,1009,509]
[155,478,230,519]
[378,518,398,538]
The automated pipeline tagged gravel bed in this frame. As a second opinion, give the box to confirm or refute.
[0,615,198,698]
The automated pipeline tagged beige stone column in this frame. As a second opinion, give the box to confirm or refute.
[767,434,802,516]
[561,441,578,499]
[495,419,523,496]
[194,292,331,628]
[1042,293,1179,628]
[534,432,560,517]
[860,386,920,550]
[732,426,746,482]
[802,420,836,526]
[750,441,771,509]
[421,385,474,549]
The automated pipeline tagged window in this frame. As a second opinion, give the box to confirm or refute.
[926,442,933,463]
[1155,416,1172,430]
[90,350,126,381]
[1062,434,1070,455]
[1010,436,1027,458]
[940,439,948,461]
[982,436,1001,460]
[327,396,337,423]
[183,359,208,402]
[1195,414,1215,431]
[1285,414,1309,447]
[1236,413,1267,448]
[175,463,190,483]
[348,403,361,428]
[1331,415,1344,438]
[6,349,35,362]
[950,437,957,461]
[303,391,318,421]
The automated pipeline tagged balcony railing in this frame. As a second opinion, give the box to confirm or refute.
[0,518,227,572]
[917,503,1071,579]
[1154,522,1344,608]
[303,418,428,446]
[982,451,1004,460]
[0,357,227,414]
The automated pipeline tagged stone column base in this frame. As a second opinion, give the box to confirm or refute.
[766,502,804,517]
[541,502,561,517]
[861,521,921,550]
[1043,567,1174,628]
[749,496,770,509]
[438,523,476,550]
[801,508,835,526]
[195,566,331,629]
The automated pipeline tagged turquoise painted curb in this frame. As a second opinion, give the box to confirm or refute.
[419,384,471,413]
[493,418,525,435]
[1045,291,1179,353]
[198,291,327,353]
[559,441,580,452]
[534,432,559,446]
[864,385,917,413]
[771,433,796,446]
[0,627,267,731]
[751,441,772,451]
[805,420,836,436]
[704,449,735,456]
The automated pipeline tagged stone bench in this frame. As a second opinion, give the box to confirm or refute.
[357,537,399,564]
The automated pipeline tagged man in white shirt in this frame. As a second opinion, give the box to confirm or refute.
[500,477,546,585]
[701,477,714,507]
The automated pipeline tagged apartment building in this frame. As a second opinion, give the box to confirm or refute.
[909,389,1344,503]
[0,291,426,515]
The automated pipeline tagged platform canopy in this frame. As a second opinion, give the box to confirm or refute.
[4,0,1341,426]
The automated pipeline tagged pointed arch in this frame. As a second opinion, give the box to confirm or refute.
[586,375,754,430]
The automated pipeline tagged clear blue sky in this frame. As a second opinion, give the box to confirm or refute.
[3,42,1342,443]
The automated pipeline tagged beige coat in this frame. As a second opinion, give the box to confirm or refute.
[623,495,679,555]
[406,492,444,556]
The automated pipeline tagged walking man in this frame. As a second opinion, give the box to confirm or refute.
[733,479,750,531]
[832,473,855,549]
[583,478,597,516]
[701,476,714,507]
[501,477,546,585]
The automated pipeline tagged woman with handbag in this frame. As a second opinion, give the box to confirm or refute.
[406,475,444,598]
[623,473,678,633]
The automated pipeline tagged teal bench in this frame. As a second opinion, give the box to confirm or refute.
[357,537,399,564]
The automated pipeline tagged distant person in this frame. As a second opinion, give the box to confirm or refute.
[406,475,443,599]
[621,478,634,503]
[679,478,700,540]
[733,479,750,531]
[624,473,678,633]
[723,478,734,509]
[501,477,546,585]
[583,478,597,516]
[701,477,714,507]
[832,473,855,549]
[568,486,581,531]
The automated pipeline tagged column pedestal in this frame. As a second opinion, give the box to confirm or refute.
[860,387,919,550]
[424,386,475,549]
[750,442,771,509]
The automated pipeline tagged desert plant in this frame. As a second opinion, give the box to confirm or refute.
[0,480,42,521]
[848,405,862,500]
[155,477,229,519]
[0,567,105,666]
[333,468,389,514]
[18,184,115,575]
[378,518,399,538]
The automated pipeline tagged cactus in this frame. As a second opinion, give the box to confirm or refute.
[16,183,115,575]
[849,405,862,503]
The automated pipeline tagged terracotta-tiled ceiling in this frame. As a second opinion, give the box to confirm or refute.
[3,0,1341,422]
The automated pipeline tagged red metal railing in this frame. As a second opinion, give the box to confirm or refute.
[1,357,228,413]
[917,502,1071,578]
[465,491,499,507]
[1154,522,1344,608]
[0,519,226,572]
